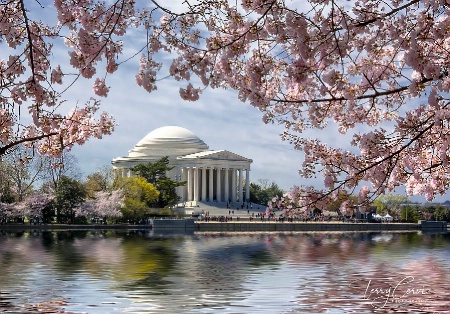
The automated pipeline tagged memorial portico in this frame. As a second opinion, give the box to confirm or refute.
[111,126,252,205]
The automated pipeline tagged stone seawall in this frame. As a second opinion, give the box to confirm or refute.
[195,222,420,232]
[1,220,445,233]
[419,220,447,230]
[151,218,196,228]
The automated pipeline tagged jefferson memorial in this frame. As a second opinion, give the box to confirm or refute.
[111,126,252,206]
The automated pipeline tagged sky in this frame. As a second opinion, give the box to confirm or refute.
[69,66,308,192]
[12,0,450,204]
[56,1,313,193]
[14,0,308,194]
[67,55,440,203]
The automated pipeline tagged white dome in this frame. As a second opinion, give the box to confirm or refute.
[126,126,208,159]
[136,126,204,147]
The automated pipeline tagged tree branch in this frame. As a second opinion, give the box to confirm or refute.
[0,132,58,156]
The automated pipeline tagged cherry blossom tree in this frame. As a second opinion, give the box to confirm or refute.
[74,198,95,220]
[92,189,124,220]
[76,189,124,222]
[3,0,450,214]
[0,0,115,158]
[339,200,354,218]
[0,192,53,223]
[84,166,115,198]
[0,201,16,223]
[22,192,54,222]
[150,0,450,210]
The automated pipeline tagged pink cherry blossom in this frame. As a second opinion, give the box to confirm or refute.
[93,78,109,97]
[76,189,124,219]
[179,83,201,101]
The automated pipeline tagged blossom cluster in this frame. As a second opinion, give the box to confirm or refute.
[75,189,124,219]
[1,0,123,157]
[0,193,53,220]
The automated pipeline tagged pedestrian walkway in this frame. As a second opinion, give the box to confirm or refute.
[179,201,268,217]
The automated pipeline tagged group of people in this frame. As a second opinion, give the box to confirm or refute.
[200,210,281,222]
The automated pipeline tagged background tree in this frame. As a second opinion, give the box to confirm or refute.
[249,179,284,206]
[132,157,186,208]
[434,205,450,222]
[54,176,87,223]
[114,176,159,222]
[40,152,82,191]
[94,190,124,222]
[325,193,354,214]
[399,204,450,222]
[400,205,422,223]
[373,194,410,217]
[84,166,115,198]
[0,156,31,202]
[0,186,15,204]
[0,160,16,203]
[76,189,123,223]
[0,146,76,203]
[0,145,53,201]
[0,168,16,204]
[22,192,54,223]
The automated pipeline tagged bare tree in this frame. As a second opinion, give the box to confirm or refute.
[39,151,82,192]
[1,145,47,201]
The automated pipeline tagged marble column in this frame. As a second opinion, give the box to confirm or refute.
[239,169,243,203]
[209,167,214,201]
[194,167,199,202]
[174,167,181,203]
[187,167,193,201]
[245,168,250,202]
[201,167,207,202]
[216,168,222,202]
[231,169,237,203]
[224,168,229,203]
[181,167,187,202]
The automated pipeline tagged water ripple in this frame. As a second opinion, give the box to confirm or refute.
[0,230,448,313]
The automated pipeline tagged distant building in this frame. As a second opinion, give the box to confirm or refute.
[112,126,252,205]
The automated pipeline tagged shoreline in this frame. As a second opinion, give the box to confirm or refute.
[0,220,447,233]
[0,224,152,231]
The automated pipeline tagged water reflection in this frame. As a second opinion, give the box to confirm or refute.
[0,230,449,313]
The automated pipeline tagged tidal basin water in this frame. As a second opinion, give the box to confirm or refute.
[0,229,449,314]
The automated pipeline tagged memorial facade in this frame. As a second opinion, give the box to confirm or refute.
[111,126,252,205]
